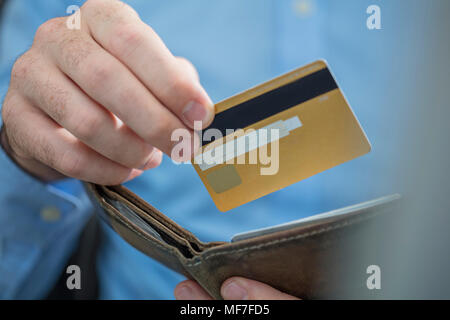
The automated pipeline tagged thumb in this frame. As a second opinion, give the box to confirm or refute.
[221,277,300,300]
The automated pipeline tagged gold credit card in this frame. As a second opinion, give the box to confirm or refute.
[192,60,371,212]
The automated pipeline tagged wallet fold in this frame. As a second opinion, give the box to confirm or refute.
[85,183,402,299]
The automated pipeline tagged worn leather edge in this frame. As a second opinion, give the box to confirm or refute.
[106,185,224,251]
[184,199,400,299]
[97,185,201,257]
[84,183,195,277]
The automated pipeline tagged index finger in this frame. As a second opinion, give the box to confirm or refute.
[82,0,214,129]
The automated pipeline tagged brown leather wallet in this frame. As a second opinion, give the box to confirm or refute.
[84,183,402,299]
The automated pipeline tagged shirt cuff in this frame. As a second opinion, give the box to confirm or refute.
[0,147,93,299]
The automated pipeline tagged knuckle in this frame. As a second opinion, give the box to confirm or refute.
[4,126,27,159]
[11,58,25,83]
[2,95,23,131]
[82,0,107,12]
[83,0,117,11]
[58,149,84,178]
[2,94,27,133]
[1,93,15,124]
[3,111,32,160]
[109,23,143,58]
[60,34,96,69]
[73,114,102,142]
[116,1,140,18]
[116,87,139,110]
[38,140,58,169]
[41,84,70,124]
[112,0,140,19]
[34,18,63,43]
[11,53,34,85]
[83,58,114,91]
[83,0,138,20]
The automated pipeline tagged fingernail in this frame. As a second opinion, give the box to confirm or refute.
[139,151,154,171]
[222,280,248,300]
[175,285,193,300]
[182,101,213,128]
[140,149,162,171]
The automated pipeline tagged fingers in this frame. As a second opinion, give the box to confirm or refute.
[42,27,188,156]
[4,94,141,185]
[174,278,300,300]
[221,277,300,300]
[82,0,214,129]
[174,280,213,300]
[4,0,211,184]
[12,52,160,171]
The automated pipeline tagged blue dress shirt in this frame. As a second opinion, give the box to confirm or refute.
[0,0,441,299]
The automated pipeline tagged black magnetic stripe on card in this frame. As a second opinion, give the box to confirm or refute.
[202,68,338,146]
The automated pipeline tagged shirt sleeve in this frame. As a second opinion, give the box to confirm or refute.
[0,0,94,299]
[0,145,94,299]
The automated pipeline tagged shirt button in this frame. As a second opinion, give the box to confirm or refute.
[40,206,61,222]
[293,0,315,17]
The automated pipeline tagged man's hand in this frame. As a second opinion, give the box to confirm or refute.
[1,0,213,184]
[174,277,300,300]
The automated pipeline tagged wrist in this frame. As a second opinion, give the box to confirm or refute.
[0,125,65,182]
